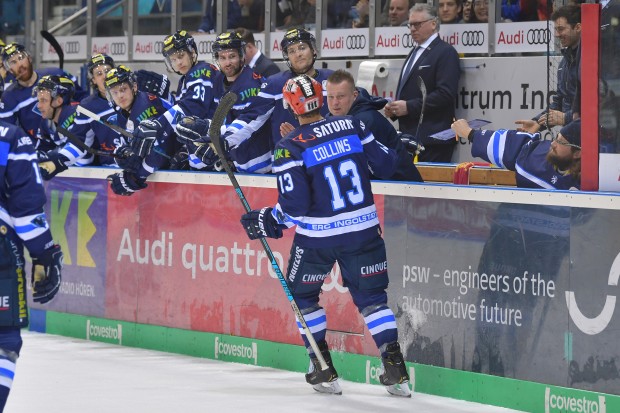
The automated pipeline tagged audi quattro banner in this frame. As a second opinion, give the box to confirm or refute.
[105,182,385,356]
[320,28,369,58]
[439,23,488,54]
[384,196,620,395]
[494,21,556,54]
[92,37,129,61]
[132,35,167,61]
[42,35,87,62]
[32,178,108,316]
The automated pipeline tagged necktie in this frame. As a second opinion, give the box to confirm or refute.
[397,47,418,99]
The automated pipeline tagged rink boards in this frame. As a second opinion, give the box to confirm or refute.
[29,168,620,413]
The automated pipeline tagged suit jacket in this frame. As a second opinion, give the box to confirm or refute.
[253,53,281,78]
[395,36,460,147]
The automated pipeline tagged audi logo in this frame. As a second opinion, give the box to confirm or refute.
[64,41,80,54]
[154,41,164,54]
[527,28,551,45]
[461,30,485,47]
[197,40,213,54]
[346,35,366,50]
[401,33,415,48]
[110,42,126,55]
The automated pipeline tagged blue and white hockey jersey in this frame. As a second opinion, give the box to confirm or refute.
[70,93,121,166]
[234,68,333,147]
[471,128,580,190]
[271,115,397,248]
[210,66,272,173]
[0,120,53,257]
[0,68,87,141]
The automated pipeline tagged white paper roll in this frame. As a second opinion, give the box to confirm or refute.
[356,61,388,91]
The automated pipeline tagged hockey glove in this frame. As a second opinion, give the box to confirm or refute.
[169,147,189,170]
[108,171,148,196]
[113,145,143,173]
[176,116,211,145]
[398,132,425,155]
[39,153,70,180]
[131,119,162,158]
[135,69,171,100]
[31,245,63,304]
[240,207,283,240]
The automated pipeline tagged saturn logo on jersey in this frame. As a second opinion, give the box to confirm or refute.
[312,119,355,138]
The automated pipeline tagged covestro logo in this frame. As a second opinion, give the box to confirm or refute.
[214,337,258,365]
[545,387,606,413]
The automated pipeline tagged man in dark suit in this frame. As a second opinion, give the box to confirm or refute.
[385,4,460,163]
[236,28,281,78]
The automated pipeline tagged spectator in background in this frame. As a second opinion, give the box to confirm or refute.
[237,0,265,32]
[471,0,489,22]
[352,0,370,28]
[385,4,460,163]
[236,28,280,77]
[462,0,473,22]
[387,0,413,26]
[438,0,462,24]
[198,0,241,33]
[290,0,317,29]
[516,5,581,133]
[275,0,294,29]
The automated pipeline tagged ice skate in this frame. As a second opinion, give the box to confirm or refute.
[305,341,342,395]
[380,342,412,398]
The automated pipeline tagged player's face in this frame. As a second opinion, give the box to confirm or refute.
[6,52,33,82]
[326,81,358,117]
[408,12,437,45]
[168,50,193,75]
[547,133,581,170]
[554,17,581,49]
[92,64,112,95]
[217,49,243,80]
[286,42,314,75]
[439,0,462,23]
[108,83,136,111]
[36,90,58,120]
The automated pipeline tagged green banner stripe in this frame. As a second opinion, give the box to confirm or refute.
[42,311,620,413]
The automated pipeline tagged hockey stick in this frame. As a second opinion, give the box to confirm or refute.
[412,76,427,156]
[40,30,64,70]
[57,126,126,160]
[76,105,133,139]
[209,92,329,372]
[76,105,171,159]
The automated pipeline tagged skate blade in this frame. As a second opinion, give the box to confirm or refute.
[386,382,412,398]
[312,379,342,395]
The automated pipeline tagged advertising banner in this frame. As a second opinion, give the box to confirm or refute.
[104,182,385,355]
[132,35,167,61]
[42,35,87,62]
[384,196,620,395]
[31,178,109,316]
[91,37,129,62]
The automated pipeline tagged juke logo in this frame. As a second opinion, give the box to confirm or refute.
[402,33,415,48]
[461,31,485,46]
[64,41,80,54]
[527,28,551,45]
[110,42,126,55]
[198,40,213,54]
[346,35,366,50]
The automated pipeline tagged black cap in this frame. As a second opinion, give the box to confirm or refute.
[560,119,581,147]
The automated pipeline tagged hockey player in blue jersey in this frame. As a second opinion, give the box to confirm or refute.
[240,75,411,397]
[0,43,87,140]
[0,120,63,410]
[33,75,97,181]
[128,30,219,172]
[223,28,333,148]
[452,118,582,189]
[177,31,272,173]
[103,65,179,196]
